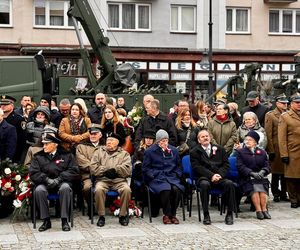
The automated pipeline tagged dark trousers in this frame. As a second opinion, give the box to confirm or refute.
[271,174,287,198]
[286,178,300,204]
[198,178,235,213]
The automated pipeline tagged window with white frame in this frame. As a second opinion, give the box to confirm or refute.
[108,3,151,31]
[171,5,196,32]
[269,9,300,34]
[34,0,73,28]
[0,0,12,26]
[226,8,250,33]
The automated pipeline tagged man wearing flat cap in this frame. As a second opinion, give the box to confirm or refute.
[265,93,289,202]
[0,95,27,163]
[241,91,269,127]
[29,132,80,232]
[76,124,104,217]
[278,92,300,208]
[90,132,132,227]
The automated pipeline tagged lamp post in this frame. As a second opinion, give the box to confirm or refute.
[200,0,214,103]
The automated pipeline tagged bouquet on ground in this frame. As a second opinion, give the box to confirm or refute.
[109,198,142,218]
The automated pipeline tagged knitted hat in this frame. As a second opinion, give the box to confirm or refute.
[155,129,169,142]
[33,106,51,120]
[245,130,260,144]
[40,93,52,107]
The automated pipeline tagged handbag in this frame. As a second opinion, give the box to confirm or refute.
[176,126,191,156]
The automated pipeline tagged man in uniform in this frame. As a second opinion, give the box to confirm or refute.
[278,92,300,208]
[29,133,80,231]
[0,95,26,163]
[265,94,289,202]
[90,133,131,227]
[76,124,103,217]
[0,108,17,161]
[87,93,106,123]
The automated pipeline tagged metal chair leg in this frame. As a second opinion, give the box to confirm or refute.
[196,190,201,222]
[146,187,152,223]
[90,188,94,224]
[181,193,185,221]
[70,190,74,227]
[33,190,36,229]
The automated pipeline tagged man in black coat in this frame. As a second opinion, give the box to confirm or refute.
[135,99,177,147]
[190,129,235,225]
[29,133,80,232]
[0,95,27,163]
[14,95,32,118]
[0,108,17,161]
[87,93,106,123]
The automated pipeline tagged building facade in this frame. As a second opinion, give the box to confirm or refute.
[0,0,299,101]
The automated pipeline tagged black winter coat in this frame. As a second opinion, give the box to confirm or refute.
[0,120,17,161]
[87,106,104,124]
[101,121,126,143]
[29,147,80,186]
[190,143,229,181]
[135,112,177,147]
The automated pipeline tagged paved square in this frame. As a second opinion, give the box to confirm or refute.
[34,231,85,242]
[154,224,207,234]
[0,234,18,244]
[266,219,300,229]
[96,227,146,238]
[213,221,263,231]
[0,224,14,234]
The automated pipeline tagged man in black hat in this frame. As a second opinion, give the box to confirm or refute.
[0,95,27,163]
[29,133,80,232]
[265,93,289,202]
[76,124,103,217]
[241,91,269,127]
[90,132,131,227]
[0,108,17,161]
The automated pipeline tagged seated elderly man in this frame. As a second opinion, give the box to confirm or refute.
[190,129,235,225]
[76,124,103,217]
[90,132,132,227]
[29,133,80,232]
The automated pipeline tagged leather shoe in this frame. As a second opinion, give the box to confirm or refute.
[256,211,264,220]
[97,216,105,227]
[38,219,51,232]
[203,213,211,225]
[262,211,271,219]
[273,196,280,202]
[119,216,129,226]
[225,212,234,225]
[170,216,179,224]
[163,215,172,224]
[291,203,298,208]
[62,219,70,231]
[280,196,289,202]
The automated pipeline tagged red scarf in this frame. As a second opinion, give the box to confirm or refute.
[216,114,228,122]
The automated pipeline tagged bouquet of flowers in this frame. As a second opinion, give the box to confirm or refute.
[127,103,144,128]
[109,198,142,218]
[0,159,32,220]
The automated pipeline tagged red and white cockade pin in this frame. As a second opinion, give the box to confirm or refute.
[55,159,64,164]
[256,149,261,154]
[212,146,218,155]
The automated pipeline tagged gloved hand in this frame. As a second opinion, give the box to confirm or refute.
[53,177,62,186]
[268,153,275,161]
[250,172,262,180]
[281,157,289,164]
[258,169,266,179]
[104,168,118,179]
[46,178,57,189]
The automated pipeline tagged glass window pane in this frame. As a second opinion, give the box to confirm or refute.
[226,9,232,31]
[181,7,194,31]
[50,1,64,26]
[122,4,135,29]
[171,7,178,30]
[236,9,248,31]
[269,10,279,32]
[296,11,300,33]
[0,0,10,25]
[34,0,45,25]
[138,6,149,29]
[282,10,292,33]
[109,5,119,28]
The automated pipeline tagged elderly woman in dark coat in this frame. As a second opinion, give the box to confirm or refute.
[236,130,271,220]
[142,129,184,224]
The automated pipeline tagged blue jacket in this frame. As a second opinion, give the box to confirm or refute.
[236,147,270,194]
[0,120,17,161]
[142,144,184,194]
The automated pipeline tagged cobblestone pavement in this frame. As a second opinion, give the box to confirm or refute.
[1,198,300,249]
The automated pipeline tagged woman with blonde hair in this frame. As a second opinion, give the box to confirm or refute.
[100,104,126,143]
[175,108,197,156]
[59,103,91,152]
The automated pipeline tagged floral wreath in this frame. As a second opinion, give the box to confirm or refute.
[109,198,142,218]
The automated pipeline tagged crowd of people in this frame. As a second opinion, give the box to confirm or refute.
[0,90,299,231]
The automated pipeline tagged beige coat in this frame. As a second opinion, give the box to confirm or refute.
[278,108,300,178]
[90,146,132,183]
[265,108,285,174]
[59,116,91,151]
[76,142,100,181]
